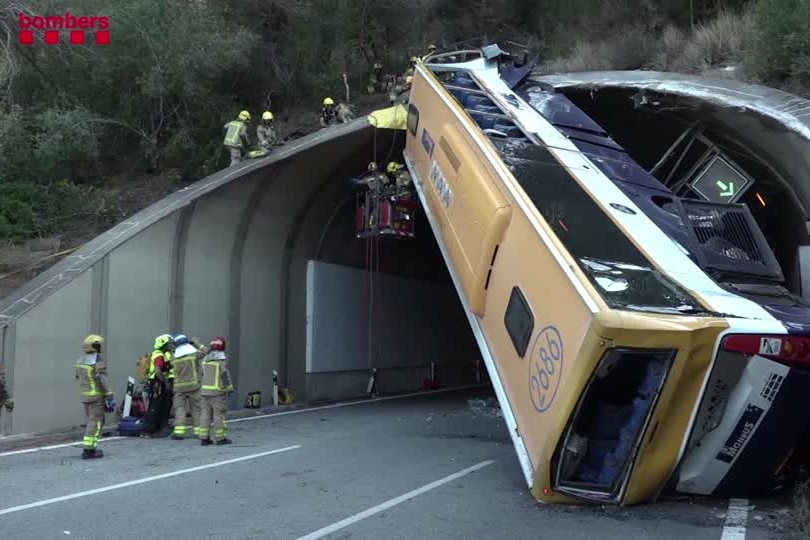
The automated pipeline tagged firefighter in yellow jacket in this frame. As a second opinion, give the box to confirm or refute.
[223,110,251,166]
[198,336,233,446]
[170,334,206,440]
[75,334,115,459]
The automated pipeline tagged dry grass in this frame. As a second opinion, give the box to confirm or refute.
[545,26,653,73]
[546,9,757,78]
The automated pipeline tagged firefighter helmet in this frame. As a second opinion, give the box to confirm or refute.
[409,56,418,63]
[387,161,403,174]
[154,334,173,351]
[238,110,251,122]
[173,334,189,346]
[82,334,104,353]
[428,44,437,51]
[373,62,382,70]
[367,161,377,172]
[209,337,226,351]
[323,97,334,106]
[262,111,274,121]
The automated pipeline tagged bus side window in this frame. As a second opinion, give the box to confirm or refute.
[504,286,534,357]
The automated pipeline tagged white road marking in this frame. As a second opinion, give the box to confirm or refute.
[0,436,126,457]
[721,498,749,539]
[0,385,484,457]
[228,384,485,424]
[295,460,495,540]
[0,445,301,516]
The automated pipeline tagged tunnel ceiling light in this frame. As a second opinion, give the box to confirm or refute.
[755,192,766,207]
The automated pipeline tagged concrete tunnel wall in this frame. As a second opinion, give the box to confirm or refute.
[0,119,472,437]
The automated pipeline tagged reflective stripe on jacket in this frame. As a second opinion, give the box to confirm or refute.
[75,353,112,402]
[172,344,201,392]
[223,120,247,148]
[148,350,168,380]
[201,352,233,397]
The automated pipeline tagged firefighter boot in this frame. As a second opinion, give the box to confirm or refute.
[215,438,232,445]
[200,438,213,446]
[82,448,104,459]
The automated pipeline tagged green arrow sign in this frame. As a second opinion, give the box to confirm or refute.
[716,180,736,198]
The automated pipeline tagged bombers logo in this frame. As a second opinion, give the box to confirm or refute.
[18,12,110,46]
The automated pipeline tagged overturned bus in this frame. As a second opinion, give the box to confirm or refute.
[400,43,810,505]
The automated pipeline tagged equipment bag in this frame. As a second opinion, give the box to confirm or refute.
[245,391,262,408]
[118,416,144,437]
[135,354,150,382]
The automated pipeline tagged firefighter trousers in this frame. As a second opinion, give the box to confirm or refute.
[228,147,242,166]
[173,389,201,438]
[199,394,228,442]
[82,398,106,450]
[144,379,168,434]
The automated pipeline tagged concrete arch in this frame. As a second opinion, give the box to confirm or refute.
[0,120,398,436]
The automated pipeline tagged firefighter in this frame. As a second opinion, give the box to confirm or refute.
[198,336,234,446]
[367,62,384,94]
[141,334,173,438]
[390,76,413,106]
[336,102,354,123]
[320,97,338,127]
[257,111,278,149]
[351,161,388,229]
[403,56,418,78]
[75,334,115,459]
[166,334,176,425]
[387,161,413,196]
[0,364,13,416]
[421,44,437,61]
[170,334,205,440]
[223,110,251,166]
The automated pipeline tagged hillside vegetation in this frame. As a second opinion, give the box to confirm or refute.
[0,0,809,283]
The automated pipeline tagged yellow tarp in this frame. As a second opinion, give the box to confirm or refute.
[366,103,408,130]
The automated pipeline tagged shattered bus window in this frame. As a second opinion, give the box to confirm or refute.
[555,348,676,499]
[491,138,707,315]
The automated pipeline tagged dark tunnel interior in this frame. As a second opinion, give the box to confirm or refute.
[560,87,808,293]
[306,126,487,394]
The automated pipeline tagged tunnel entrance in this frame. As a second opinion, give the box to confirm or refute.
[559,87,809,296]
[300,134,485,403]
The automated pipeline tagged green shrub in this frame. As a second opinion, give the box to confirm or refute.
[752,0,810,87]
[0,180,119,243]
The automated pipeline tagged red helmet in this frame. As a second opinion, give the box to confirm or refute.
[209,337,226,351]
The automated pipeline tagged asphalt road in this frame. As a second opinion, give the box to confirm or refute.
[0,388,792,539]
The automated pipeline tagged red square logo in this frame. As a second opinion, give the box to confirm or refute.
[18,31,33,45]
[70,31,85,45]
[44,30,59,45]
[95,31,110,45]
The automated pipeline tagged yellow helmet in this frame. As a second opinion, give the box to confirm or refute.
[410,56,418,63]
[262,111,274,121]
[83,334,104,353]
[238,110,251,122]
[323,97,334,106]
[153,334,172,351]
[387,161,403,174]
